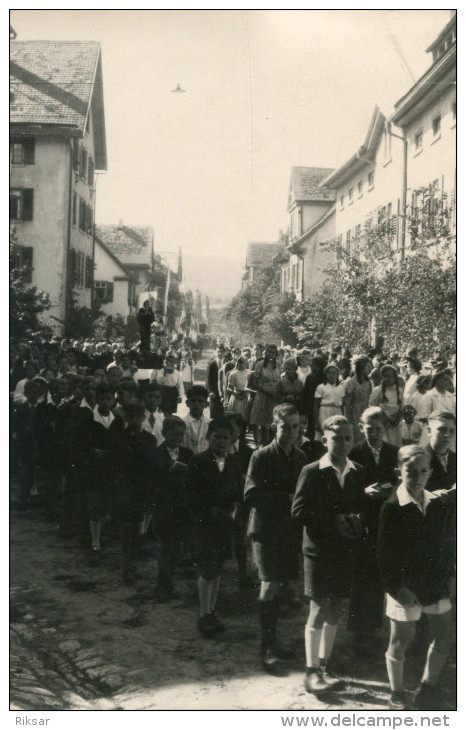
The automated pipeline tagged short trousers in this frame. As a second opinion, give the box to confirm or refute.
[252,539,298,583]
[386,594,451,622]
[304,553,355,599]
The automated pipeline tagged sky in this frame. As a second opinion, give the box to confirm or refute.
[10,8,453,305]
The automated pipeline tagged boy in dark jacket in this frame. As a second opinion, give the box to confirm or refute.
[245,404,306,673]
[152,416,193,601]
[187,416,239,638]
[292,415,366,694]
[378,445,455,711]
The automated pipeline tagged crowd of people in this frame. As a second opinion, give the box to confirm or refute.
[10,334,456,711]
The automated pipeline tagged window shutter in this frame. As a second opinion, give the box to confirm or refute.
[81,149,88,179]
[24,138,35,164]
[73,141,80,172]
[85,255,93,289]
[88,158,95,187]
[106,282,114,303]
[72,193,77,226]
[22,189,34,220]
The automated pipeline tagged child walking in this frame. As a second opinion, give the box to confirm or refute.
[314,365,345,440]
[378,445,455,710]
[291,415,366,693]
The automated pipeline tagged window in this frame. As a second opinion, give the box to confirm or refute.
[96,281,110,301]
[414,131,423,150]
[340,195,344,208]
[10,189,33,221]
[80,148,88,179]
[73,140,80,172]
[368,171,374,188]
[11,137,35,165]
[78,198,93,234]
[432,114,441,137]
[357,181,363,196]
[348,187,353,203]
[14,246,34,283]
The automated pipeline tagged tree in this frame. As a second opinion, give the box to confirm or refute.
[9,226,51,339]
[290,197,456,358]
[223,265,296,345]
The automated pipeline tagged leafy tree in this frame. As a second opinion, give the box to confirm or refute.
[9,226,51,339]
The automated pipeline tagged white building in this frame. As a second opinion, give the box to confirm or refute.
[94,237,137,322]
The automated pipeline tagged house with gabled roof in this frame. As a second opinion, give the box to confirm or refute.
[94,236,137,322]
[10,39,107,331]
[241,242,282,289]
[94,222,156,306]
[277,166,336,300]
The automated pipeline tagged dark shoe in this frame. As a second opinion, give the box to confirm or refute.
[389,691,409,711]
[211,612,225,633]
[320,661,344,691]
[415,682,443,710]
[198,614,217,639]
[273,642,295,661]
[304,669,328,694]
[89,548,101,567]
[154,584,170,603]
[262,647,282,674]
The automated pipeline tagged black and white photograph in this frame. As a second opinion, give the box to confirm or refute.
[9,7,457,719]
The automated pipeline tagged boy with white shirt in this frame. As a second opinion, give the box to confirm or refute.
[378,445,455,710]
[182,386,210,454]
[292,415,366,694]
[142,383,165,444]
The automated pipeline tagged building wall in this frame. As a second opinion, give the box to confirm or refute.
[10,136,70,323]
[289,202,333,240]
[94,243,131,320]
[302,211,336,298]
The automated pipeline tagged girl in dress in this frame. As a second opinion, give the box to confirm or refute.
[403,357,423,401]
[369,364,404,447]
[249,344,281,446]
[314,364,345,439]
[343,356,372,445]
[226,357,250,419]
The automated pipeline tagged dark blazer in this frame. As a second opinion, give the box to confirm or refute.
[244,439,307,542]
[14,401,49,462]
[349,441,399,488]
[378,489,455,605]
[425,445,456,493]
[291,459,366,558]
[112,428,158,514]
[186,449,240,544]
[152,443,193,527]
[300,439,327,465]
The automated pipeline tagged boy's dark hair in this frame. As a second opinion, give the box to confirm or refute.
[273,403,299,423]
[96,382,114,398]
[117,379,138,394]
[186,385,208,400]
[406,357,422,374]
[162,415,186,435]
[224,412,245,429]
[430,369,453,390]
[428,410,456,424]
[322,415,351,433]
[48,378,64,394]
[207,416,233,437]
[24,379,41,397]
[398,444,427,466]
[124,399,145,419]
[360,406,386,424]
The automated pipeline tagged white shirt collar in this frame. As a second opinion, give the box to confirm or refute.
[93,405,115,428]
[80,398,93,411]
[397,484,435,514]
[319,453,356,486]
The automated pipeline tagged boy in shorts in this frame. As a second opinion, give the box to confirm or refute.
[245,404,306,673]
[292,415,365,693]
[378,445,455,710]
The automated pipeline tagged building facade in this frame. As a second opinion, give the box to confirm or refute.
[94,237,137,322]
[10,41,107,330]
[241,242,282,289]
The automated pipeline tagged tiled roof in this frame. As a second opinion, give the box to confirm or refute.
[290,167,336,203]
[10,41,100,130]
[245,242,282,268]
[95,224,154,267]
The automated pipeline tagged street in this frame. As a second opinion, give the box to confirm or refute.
[10,352,456,711]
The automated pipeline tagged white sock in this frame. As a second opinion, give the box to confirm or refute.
[386,652,404,692]
[421,644,450,685]
[305,624,322,669]
[90,520,101,550]
[319,622,338,662]
[198,577,213,617]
